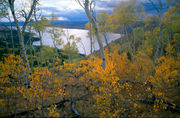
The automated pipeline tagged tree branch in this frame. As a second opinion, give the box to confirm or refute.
[137,98,180,113]
[22,0,38,34]
[4,94,89,117]
[148,0,159,13]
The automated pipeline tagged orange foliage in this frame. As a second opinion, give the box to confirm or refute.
[59,50,180,117]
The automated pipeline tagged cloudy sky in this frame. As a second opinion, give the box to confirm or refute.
[38,0,123,22]
[38,0,147,22]
[7,0,167,23]
[38,0,168,22]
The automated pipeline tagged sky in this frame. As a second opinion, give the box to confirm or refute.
[0,0,169,23]
[39,0,124,22]
[38,0,168,22]
[38,0,138,22]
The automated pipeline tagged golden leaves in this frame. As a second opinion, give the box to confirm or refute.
[47,105,60,117]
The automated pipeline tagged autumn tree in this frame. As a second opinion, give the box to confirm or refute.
[0,0,15,55]
[112,0,143,61]
[163,0,180,56]
[48,13,64,56]
[33,10,50,67]
[76,0,106,69]
[85,21,96,53]
[97,11,112,51]
[7,0,38,61]
[63,30,79,63]
[147,0,164,63]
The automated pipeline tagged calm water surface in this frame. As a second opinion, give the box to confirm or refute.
[33,27,121,55]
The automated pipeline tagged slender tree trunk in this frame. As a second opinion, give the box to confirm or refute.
[30,38,33,68]
[80,41,86,55]
[129,25,136,60]
[167,29,171,57]
[28,23,34,69]
[4,35,9,53]
[89,21,93,54]
[38,31,43,67]
[103,33,110,51]
[9,20,15,55]
[132,29,136,61]
[53,40,58,56]
[52,28,58,56]
[154,0,162,63]
[84,0,105,69]
[119,29,123,54]
[34,9,43,67]
[124,25,133,61]
[93,35,96,53]
[37,57,40,67]
[8,0,37,62]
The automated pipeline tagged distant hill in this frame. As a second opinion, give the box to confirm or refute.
[49,21,88,29]
[0,21,88,29]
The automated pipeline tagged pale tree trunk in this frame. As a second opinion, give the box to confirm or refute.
[167,28,172,57]
[84,0,105,69]
[8,16,15,55]
[155,0,162,60]
[1,0,15,55]
[27,21,34,68]
[103,33,110,51]
[119,29,123,54]
[124,25,134,61]
[38,31,43,67]
[3,35,9,53]
[149,0,163,63]
[39,34,43,67]
[129,25,136,60]
[51,28,58,56]
[89,21,93,54]
[132,29,136,61]
[30,38,33,67]
[53,40,58,56]
[8,0,37,61]
[34,9,43,67]
[80,41,86,55]
[8,0,37,94]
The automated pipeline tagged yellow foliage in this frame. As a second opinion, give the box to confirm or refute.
[47,105,60,117]
[60,49,180,116]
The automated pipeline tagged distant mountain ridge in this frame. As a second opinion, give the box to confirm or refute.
[0,21,88,29]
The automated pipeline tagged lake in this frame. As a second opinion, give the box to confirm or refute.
[33,27,121,55]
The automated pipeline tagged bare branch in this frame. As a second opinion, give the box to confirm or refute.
[148,0,159,13]
[75,0,85,9]
[22,0,38,34]
[4,94,89,117]
[20,10,27,19]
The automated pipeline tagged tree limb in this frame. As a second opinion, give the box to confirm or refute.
[4,94,89,117]
[22,0,38,34]
[137,98,180,113]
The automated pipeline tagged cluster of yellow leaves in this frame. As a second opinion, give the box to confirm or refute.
[18,66,64,108]
[149,56,178,93]
[60,50,180,117]
[0,54,23,84]
[0,55,64,113]
[55,57,61,70]
[47,105,60,117]
[0,55,28,107]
